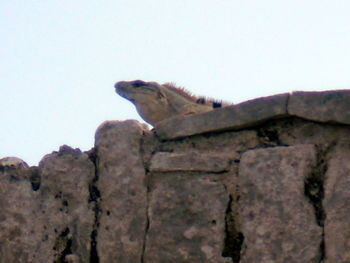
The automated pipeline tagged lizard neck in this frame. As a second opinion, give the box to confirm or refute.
[160,86,212,114]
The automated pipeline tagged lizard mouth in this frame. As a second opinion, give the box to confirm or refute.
[115,82,127,96]
[114,81,123,91]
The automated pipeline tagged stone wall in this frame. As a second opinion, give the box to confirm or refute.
[1,90,350,262]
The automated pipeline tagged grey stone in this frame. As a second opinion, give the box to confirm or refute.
[0,145,95,263]
[0,162,41,263]
[288,90,350,125]
[159,130,259,157]
[6,89,350,261]
[0,156,28,168]
[324,144,350,263]
[276,118,350,147]
[155,93,289,140]
[64,254,80,263]
[144,174,231,263]
[149,151,232,172]
[37,145,95,263]
[238,145,322,263]
[95,120,148,263]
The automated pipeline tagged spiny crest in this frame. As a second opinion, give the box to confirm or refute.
[163,82,231,108]
[162,82,199,103]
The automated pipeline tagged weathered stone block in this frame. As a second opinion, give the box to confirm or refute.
[0,161,41,263]
[288,90,350,125]
[95,120,148,263]
[324,145,350,263]
[155,93,288,140]
[149,151,232,172]
[238,145,322,263]
[144,175,231,263]
[38,145,95,263]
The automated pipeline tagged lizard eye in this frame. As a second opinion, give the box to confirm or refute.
[132,80,147,88]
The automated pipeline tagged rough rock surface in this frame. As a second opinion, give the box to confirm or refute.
[0,156,28,168]
[0,146,95,262]
[144,174,230,263]
[95,120,149,263]
[289,90,350,124]
[238,145,322,263]
[3,90,350,262]
[149,151,232,172]
[38,145,95,263]
[156,90,350,140]
[155,93,289,139]
[0,160,40,262]
[324,144,350,263]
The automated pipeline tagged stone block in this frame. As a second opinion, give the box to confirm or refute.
[144,175,231,263]
[38,145,95,263]
[155,93,289,140]
[0,162,41,262]
[324,145,350,263]
[238,145,322,263]
[288,90,350,125]
[149,151,232,172]
[95,120,148,263]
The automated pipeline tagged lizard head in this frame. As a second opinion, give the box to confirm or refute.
[115,80,166,104]
[115,80,170,125]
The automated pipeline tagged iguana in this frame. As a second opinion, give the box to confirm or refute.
[115,80,230,126]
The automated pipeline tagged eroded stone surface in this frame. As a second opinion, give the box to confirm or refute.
[37,145,95,263]
[155,93,289,140]
[289,90,350,125]
[150,151,233,172]
[0,162,41,262]
[239,145,322,263]
[95,120,149,263]
[159,130,259,155]
[324,144,350,263]
[5,89,350,262]
[144,174,231,263]
[0,146,95,263]
[0,156,28,168]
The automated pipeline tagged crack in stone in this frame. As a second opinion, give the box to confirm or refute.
[140,132,152,263]
[87,148,101,263]
[256,121,289,147]
[141,184,150,263]
[304,144,334,262]
[53,227,72,263]
[222,194,244,262]
[29,167,41,191]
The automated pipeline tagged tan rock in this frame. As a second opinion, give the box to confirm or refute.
[37,145,95,262]
[95,120,149,263]
[159,129,259,155]
[64,254,80,263]
[0,161,41,262]
[238,145,322,263]
[149,151,233,172]
[144,174,231,263]
[288,90,350,125]
[324,144,350,263]
[155,93,288,140]
[0,156,28,169]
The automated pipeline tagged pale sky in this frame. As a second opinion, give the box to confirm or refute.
[1,0,350,165]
